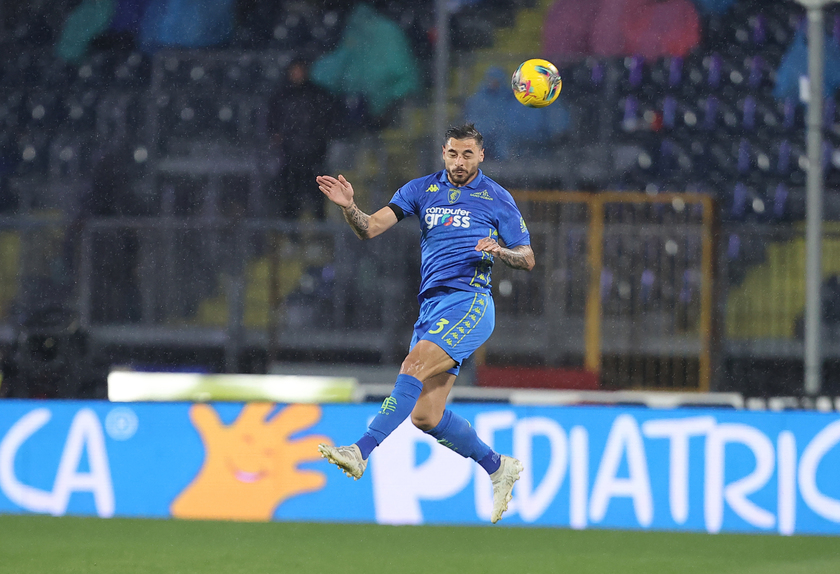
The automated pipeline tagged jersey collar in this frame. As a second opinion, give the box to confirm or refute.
[438,169,485,190]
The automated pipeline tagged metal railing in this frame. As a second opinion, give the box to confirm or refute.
[76,218,421,370]
[1,192,717,389]
[492,191,714,391]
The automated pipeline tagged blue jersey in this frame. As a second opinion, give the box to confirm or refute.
[388,169,530,298]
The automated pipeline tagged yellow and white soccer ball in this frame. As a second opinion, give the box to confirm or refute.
[511,58,562,108]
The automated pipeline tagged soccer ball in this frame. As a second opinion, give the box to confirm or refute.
[511,59,562,108]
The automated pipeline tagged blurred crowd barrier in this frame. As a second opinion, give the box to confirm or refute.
[2,191,724,391]
[496,191,714,391]
[5,197,840,394]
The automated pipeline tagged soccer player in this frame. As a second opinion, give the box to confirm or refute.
[316,124,534,524]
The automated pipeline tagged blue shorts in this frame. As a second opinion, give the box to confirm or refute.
[409,287,495,376]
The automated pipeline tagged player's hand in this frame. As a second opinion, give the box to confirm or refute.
[316,174,355,208]
[475,237,503,256]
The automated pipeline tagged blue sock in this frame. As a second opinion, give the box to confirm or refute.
[478,451,502,475]
[355,433,378,459]
[426,409,500,474]
[355,374,423,459]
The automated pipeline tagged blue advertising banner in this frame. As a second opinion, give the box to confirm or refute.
[1,399,839,534]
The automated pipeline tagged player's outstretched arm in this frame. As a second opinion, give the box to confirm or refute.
[316,174,397,240]
[475,238,535,271]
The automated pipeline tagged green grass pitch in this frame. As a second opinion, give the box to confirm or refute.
[1,514,838,574]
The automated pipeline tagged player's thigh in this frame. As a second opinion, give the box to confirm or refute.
[411,371,457,431]
[412,290,495,377]
[400,339,457,381]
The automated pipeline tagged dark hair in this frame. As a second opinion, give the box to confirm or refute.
[444,124,484,149]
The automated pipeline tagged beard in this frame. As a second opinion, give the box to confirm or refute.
[447,166,475,186]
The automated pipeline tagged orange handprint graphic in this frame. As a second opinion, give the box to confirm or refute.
[171,403,332,521]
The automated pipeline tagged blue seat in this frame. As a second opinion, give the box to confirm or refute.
[49,134,94,180]
[679,269,700,304]
[600,267,614,303]
[738,95,757,132]
[640,268,656,304]
[566,58,607,95]
[777,97,804,134]
[618,56,650,95]
[111,52,150,89]
[25,92,62,130]
[96,90,143,140]
[728,182,772,221]
[726,233,741,260]
[73,52,111,90]
[647,56,684,93]
[772,182,789,220]
[729,182,750,220]
[745,54,775,92]
[0,91,26,130]
[14,130,51,177]
[61,89,99,133]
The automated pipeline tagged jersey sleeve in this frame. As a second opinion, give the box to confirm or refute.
[495,192,531,248]
[388,180,419,219]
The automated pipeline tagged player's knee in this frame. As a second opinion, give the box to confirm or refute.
[411,410,438,432]
[399,357,425,379]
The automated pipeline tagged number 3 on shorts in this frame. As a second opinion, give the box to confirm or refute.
[428,318,450,334]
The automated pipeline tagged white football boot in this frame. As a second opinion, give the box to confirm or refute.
[490,455,524,523]
[318,443,367,480]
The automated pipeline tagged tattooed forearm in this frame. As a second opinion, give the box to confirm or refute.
[342,203,371,239]
[497,245,535,271]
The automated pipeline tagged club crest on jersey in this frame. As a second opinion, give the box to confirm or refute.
[448,188,461,204]
[425,184,439,193]
[470,190,493,201]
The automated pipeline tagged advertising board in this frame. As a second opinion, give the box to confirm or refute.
[1,400,838,534]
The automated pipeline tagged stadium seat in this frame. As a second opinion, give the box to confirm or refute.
[772,182,789,220]
[111,52,150,89]
[25,91,61,131]
[95,91,141,142]
[617,56,650,95]
[48,136,88,180]
[14,130,50,177]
